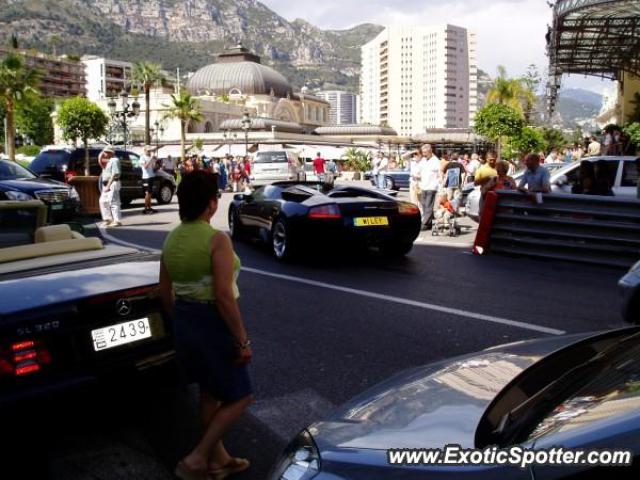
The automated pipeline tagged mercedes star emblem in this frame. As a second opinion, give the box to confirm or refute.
[116,299,132,316]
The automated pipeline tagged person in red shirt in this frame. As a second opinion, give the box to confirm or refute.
[313,153,326,176]
[243,155,252,186]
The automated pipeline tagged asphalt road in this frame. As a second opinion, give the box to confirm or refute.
[9,182,629,480]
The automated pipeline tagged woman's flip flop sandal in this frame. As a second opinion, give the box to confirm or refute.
[209,457,250,479]
[175,460,211,480]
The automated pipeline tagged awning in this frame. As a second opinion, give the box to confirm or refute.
[295,145,348,160]
[210,144,257,157]
[156,145,186,157]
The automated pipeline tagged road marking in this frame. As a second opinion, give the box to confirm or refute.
[242,267,566,336]
[96,223,564,336]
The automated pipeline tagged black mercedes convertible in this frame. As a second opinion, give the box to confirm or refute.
[228,182,422,260]
[0,202,174,408]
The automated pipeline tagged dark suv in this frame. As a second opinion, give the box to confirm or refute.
[30,147,176,206]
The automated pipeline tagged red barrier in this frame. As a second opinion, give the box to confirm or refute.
[472,191,499,255]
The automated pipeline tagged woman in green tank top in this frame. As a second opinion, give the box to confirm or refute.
[160,171,252,480]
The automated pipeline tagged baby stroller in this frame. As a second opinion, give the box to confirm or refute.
[432,190,462,237]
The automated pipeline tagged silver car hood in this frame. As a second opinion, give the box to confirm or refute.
[310,334,593,451]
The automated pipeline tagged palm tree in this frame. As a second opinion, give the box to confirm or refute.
[519,86,538,125]
[487,66,527,114]
[132,61,164,145]
[0,53,40,161]
[164,91,203,162]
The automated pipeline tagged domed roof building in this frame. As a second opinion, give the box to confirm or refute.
[184,45,329,135]
[187,45,293,98]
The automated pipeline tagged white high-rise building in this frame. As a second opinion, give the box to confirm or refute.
[82,56,133,102]
[360,25,477,136]
[315,90,358,125]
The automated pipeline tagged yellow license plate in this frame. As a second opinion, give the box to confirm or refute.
[354,217,389,227]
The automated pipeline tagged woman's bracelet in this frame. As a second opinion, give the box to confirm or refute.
[236,339,251,349]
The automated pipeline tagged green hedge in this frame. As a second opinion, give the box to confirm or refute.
[17,145,41,156]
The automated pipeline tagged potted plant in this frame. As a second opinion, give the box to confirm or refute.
[343,148,371,180]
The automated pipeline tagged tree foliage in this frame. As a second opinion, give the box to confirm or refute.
[132,61,164,145]
[540,127,566,152]
[17,144,41,156]
[504,126,545,159]
[486,66,539,126]
[343,147,371,172]
[0,52,41,160]
[475,103,524,141]
[475,103,525,160]
[164,91,203,162]
[57,97,109,144]
[623,122,640,151]
[521,64,542,124]
[15,96,54,146]
[487,67,531,116]
[57,97,109,174]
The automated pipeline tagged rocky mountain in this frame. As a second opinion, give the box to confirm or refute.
[559,88,603,107]
[554,88,603,128]
[0,0,383,91]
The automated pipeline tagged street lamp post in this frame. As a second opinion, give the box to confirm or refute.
[241,111,252,156]
[107,89,141,150]
[152,120,164,148]
[223,129,237,156]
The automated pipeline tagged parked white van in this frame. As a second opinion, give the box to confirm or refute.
[250,150,306,186]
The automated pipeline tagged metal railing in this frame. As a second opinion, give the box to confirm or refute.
[488,191,640,269]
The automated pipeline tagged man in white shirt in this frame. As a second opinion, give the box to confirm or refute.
[418,144,441,229]
[140,145,157,214]
[466,153,481,181]
[377,153,389,188]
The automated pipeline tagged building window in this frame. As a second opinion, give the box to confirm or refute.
[204,121,213,133]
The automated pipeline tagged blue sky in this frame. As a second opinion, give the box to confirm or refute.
[261,0,613,94]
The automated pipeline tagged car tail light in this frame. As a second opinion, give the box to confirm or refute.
[0,339,51,378]
[308,204,341,219]
[398,202,420,216]
[12,340,35,352]
[15,364,40,376]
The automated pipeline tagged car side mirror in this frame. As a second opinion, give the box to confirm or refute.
[554,174,568,187]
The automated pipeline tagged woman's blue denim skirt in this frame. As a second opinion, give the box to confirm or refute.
[173,299,252,402]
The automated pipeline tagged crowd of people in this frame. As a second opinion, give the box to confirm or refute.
[96,130,637,229]
[176,153,254,193]
[398,145,564,229]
